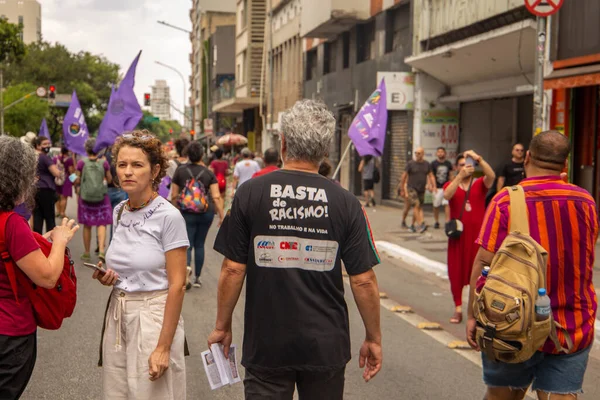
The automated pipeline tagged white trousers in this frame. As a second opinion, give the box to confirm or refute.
[102,289,186,400]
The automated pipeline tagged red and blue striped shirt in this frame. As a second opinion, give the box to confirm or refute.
[477,176,598,353]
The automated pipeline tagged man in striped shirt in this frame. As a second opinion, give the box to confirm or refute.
[467,131,598,400]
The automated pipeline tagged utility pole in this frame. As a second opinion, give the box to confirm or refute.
[1,67,4,136]
[268,0,274,147]
[532,16,546,135]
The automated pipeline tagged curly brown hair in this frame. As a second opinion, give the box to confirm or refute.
[0,136,38,211]
[111,130,169,190]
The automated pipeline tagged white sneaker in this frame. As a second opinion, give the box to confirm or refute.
[193,277,202,288]
[185,267,193,290]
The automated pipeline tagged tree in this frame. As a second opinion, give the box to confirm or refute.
[4,41,120,135]
[3,83,49,138]
[136,111,183,143]
[0,18,26,64]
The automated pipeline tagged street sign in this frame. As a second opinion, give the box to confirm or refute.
[525,0,564,17]
[203,118,214,135]
[36,86,47,98]
[143,115,160,123]
[376,72,415,110]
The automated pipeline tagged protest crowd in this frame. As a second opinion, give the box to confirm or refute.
[0,54,596,400]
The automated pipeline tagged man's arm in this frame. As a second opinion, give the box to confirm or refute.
[207,258,246,358]
[427,172,436,193]
[466,248,494,350]
[349,269,382,382]
[398,171,408,197]
[479,158,496,189]
[496,176,506,192]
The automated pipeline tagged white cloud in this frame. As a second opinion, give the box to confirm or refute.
[41,0,192,125]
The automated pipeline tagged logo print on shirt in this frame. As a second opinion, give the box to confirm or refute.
[256,240,275,249]
[258,254,273,263]
[280,241,299,250]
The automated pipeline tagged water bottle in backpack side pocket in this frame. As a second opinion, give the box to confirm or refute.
[535,288,552,321]
[475,266,491,294]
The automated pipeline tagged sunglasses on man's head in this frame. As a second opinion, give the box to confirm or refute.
[122,133,154,140]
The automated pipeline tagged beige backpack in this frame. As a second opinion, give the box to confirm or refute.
[474,185,572,363]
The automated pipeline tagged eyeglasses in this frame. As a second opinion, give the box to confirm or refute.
[458,163,466,167]
[515,149,524,152]
[122,133,154,140]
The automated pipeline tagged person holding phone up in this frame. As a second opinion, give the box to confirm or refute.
[92,131,189,400]
[443,150,495,324]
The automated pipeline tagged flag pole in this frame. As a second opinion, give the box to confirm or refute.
[332,142,353,180]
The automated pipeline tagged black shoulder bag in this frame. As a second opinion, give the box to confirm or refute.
[444,178,473,238]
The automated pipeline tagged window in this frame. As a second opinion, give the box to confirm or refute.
[323,41,336,75]
[385,6,409,53]
[240,0,248,30]
[342,32,350,69]
[305,49,317,81]
[356,21,376,63]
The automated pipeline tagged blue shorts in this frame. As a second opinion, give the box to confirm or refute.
[482,346,591,394]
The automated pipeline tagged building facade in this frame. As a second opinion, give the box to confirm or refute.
[405,0,537,179]
[263,0,303,150]
[303,0,413,202]
[545,0,600,203]
[0,0,41,44]
[212,0,267,152]
[151,80,172,121]
[189,0,237,134]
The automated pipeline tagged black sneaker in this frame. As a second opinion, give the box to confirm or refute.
[402,222,409,229]
[372,199,376,206]
[434,222,440,229]
[409,225,417,233]
[418,224,428,234]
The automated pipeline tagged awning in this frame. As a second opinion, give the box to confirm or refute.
[212,97,262,113]
[405,20,536,87]
[544,64,600,90]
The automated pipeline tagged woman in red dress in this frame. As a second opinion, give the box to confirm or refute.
[443,150,495,324]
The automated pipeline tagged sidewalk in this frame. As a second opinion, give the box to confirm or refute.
[367,201,600,271]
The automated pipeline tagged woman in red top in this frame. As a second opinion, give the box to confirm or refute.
[443,151,495,324]
[0,136,79,398]
[209,148,230,195]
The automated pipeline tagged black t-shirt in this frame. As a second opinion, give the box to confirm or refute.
[405,160,430,193]
[500,161,525,187]
[213,169,380,372]
[431,160,453,188]
[172,164,217,214]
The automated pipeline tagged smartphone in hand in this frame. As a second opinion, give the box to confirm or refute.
[465,156,477,167]
[83,263,121,284]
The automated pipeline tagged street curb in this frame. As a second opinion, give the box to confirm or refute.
[375,240,449,279]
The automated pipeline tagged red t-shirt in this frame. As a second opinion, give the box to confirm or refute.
[0,213,40,336]
[252,165,279,178]
[210,160,229,177]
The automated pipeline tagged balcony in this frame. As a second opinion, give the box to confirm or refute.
[300,0,369,38]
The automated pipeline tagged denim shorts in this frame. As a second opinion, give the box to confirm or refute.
[482,346,591,394]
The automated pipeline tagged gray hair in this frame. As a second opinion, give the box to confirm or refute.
[280,99,335,165]
[0,136,38,211]
[85,138,97,155]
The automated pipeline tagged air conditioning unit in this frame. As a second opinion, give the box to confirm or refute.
[316,79,323,94]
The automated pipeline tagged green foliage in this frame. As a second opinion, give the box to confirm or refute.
[0,18,26,64]
[4,41,120,136]
[3,83,49,138]
[136,110,182,143]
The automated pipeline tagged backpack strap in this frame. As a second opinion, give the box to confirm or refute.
[507,185,530,235]
[0,211,21,303]
[549,320,573,354]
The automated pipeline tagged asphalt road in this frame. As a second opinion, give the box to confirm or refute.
[19,199,600,399]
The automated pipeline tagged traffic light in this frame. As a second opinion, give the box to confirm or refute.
[169,128,173,135]
[49,85,56,99]
[190,129,195,138]
[144,93,151,106]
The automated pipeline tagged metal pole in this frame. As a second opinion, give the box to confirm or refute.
[332,142,353,180]
[268,0,274,150]
[1,68,4,136]
[204,44,210,154]
[533,16,546,135]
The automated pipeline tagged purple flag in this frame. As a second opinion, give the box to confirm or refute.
[347,79,388,157]
[39,118,50,142]
[63,91,89,156]
[94,51,143,153]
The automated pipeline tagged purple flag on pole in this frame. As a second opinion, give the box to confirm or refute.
[39,118,50,142]
[62,91,89,156]
[94,51,143,153]
[347,79,388,157]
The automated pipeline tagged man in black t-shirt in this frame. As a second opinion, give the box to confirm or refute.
[209,100,382,399]
[497,143,525,192]
[431,147,453,229]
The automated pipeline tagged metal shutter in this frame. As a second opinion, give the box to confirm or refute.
[383,111,410,199]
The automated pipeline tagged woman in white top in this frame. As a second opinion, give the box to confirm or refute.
[92,130,189,399]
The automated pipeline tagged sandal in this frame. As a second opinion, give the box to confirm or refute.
[450,311,463,324]
[81,253,91,262]
[98,252,106,263]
